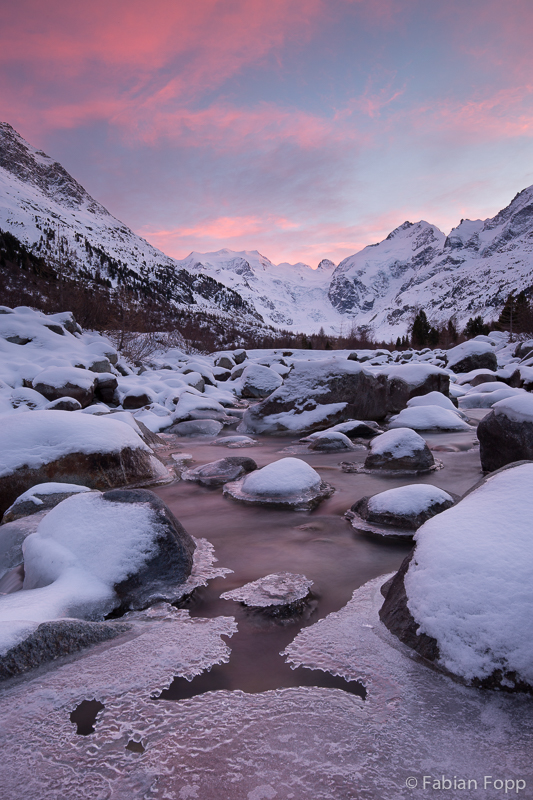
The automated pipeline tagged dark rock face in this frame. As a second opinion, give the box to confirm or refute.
[233,349,247,365]
[352,493,454,531]
[94,373,118,404]
[122,391,152,410]
[478,410,533,471]
[0,619,130,681]
[448,350,498,374]
[0,448,164,517]
[32,374,96,408]
[385,371,450,414]
[182,456,257,487]
[379,552,440,661]
[215,355,234,370]
[242,361,389,433]
[309,434,354,452]
[102,489,196,611]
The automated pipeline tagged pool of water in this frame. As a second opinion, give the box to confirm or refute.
[152,429,482,698]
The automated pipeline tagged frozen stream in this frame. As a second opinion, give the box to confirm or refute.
[1,425,532,799]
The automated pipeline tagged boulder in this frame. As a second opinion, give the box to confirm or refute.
[122,389,154,409]
[45,397,82,411]
[381,364,450,414]
[2,482,91,524]
[233,349,247,365]
[388,405,471,431]
[214,355,234,371]
[446,340,498,374]
[169,419,223,437]
[239,364,283,398]
[380,462,533,692]
[240,359,389,434]
[364,428,435,473]
[0,411,169,516]
[478,394,533,471]
[94,373,119,404]
[182,456,257,487]
[32,366,96,408]
[347,484,454,539]
[224,457,334,511]
[309,431,355,451]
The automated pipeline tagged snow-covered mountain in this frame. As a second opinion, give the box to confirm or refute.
[2,121,533,339]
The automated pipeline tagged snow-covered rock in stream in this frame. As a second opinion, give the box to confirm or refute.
[0,410,170,516]
[388,405,472,432]
[223,457,334,510]
[2,482,91,523]
[380,462,533,692]
[446,340,498,374]
[362,428,436,474]
[308,431,356,451]
[478,393,533,471]
[346,484,455,539]
[182,456,257,487]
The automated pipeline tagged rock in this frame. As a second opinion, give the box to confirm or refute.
[309,431,355,451]
[32,366,96,408]
[212,367,231,382]
[213,435,258,448]
[94,373,118,404]
[122,389,153,409]
[364,428,435,473]
[0,619,130,681]
[478,394,533,471]
[0,411,169,516]
[98,489,196,611]
[381,462,533,692]
[182,456,257,487]
[233,349,247,364]
[347,484,454,539]
[239,364,283,398]
[88,357,113,374]
[214,355,234,370]
[240,359,389,434]
[0,511,48,579]
[223,457,334,511]
[2,482,91,523]
[169,419,224,437]
[388,405,471,431]
[382,364,450,414]
[446,340,498,374]
[44,397,82,411]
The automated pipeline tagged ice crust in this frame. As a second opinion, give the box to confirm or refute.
[221,573,313,607]
[405,463,533,683]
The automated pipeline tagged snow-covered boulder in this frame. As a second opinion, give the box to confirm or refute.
[169,419,224,437]
[406,391,458,412]
[301,420,381,441]
[446,340,498,374]
[45,397,82,411]
[347,484,454,539]
[221,572,313,616]
[309,431,356,451]
[458,384,523,410]
[32,366,97,408]
[240,358,388,435]
[182,457,257,487]
[379,364,450,414]
[388,405,472,432]
[0,411,169,516]
[213,435,258,448]
[380,462,533,691]
[0,489,196,675]
[223,457,334,511]
[364,428,435,473]
[478,394,533,471]
[238,364,283,399]
[2,482,91,524]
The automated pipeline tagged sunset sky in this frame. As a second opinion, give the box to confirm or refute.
[1,0,533,266]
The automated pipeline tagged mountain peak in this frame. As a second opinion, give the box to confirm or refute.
[317,258,336,271]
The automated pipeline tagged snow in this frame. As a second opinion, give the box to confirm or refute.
[369,428,428,458]
[492,392,533,423]
[221,572,313,607]
[32,366,96,391]
[239,402,348,434]
[405,462,533,683]
[368,484,454,516]
[447,340,495,369]
[0,410,149,477]
[3,482,90,509]
[241,458,321,497]
[406,391,458,411]
[374,363,448,388]
[458,385,523,409]
[388,405,471,431]
[237,364,283,396]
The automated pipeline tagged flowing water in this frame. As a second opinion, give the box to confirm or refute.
[152,428,482,698]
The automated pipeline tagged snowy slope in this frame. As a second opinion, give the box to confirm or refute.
[2,121,533,338]
[329,190,533,338]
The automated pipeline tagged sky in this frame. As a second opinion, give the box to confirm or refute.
[1,0,533,267]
